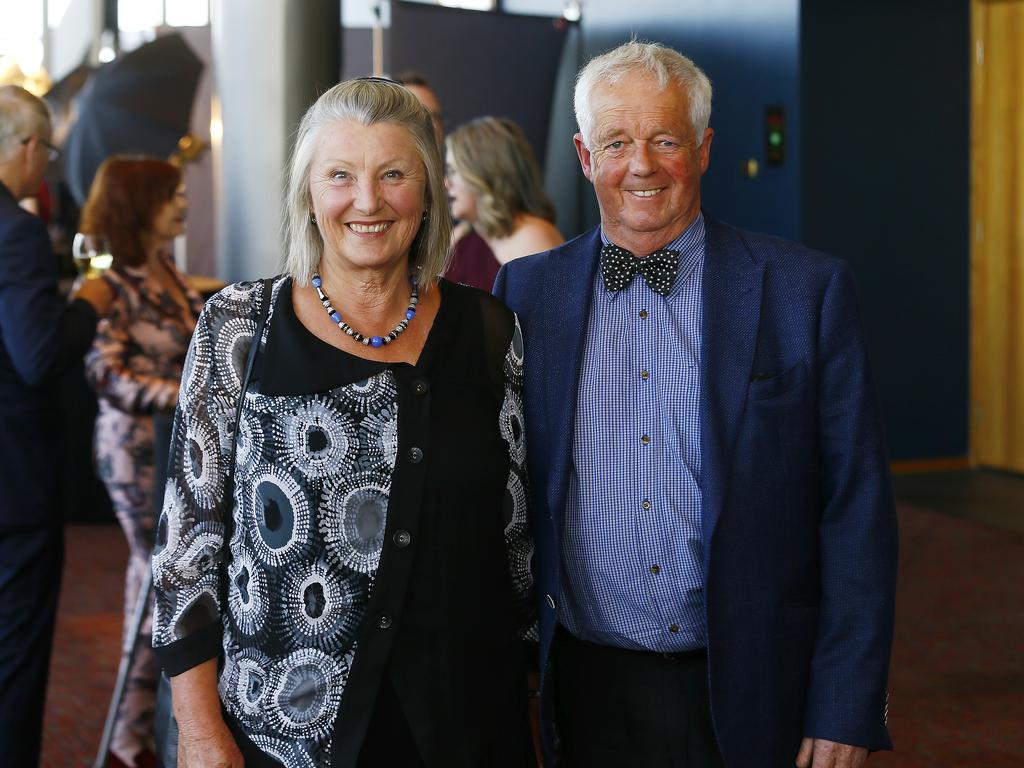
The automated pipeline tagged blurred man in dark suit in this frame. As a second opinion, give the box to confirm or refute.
[0,84,111,766]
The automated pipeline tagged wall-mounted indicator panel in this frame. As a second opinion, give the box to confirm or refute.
[765,106,784,166]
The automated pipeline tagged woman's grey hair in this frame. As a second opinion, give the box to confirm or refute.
[0,85,52,162]
[573,40,712,150]
[283,78,452,286]
[446,116,555,240]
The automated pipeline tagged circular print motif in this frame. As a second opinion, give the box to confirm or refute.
[508,320,525,369]
[499,388,526,465]
[248,734,317,768]
[227,551,269,638]
[277,559,367,652]
[504,469,528,535]
[274,398,358,481]
[168,585,220,643]
[212,316,259,395]
[219,646,273,728]
[152,479,186,586]
[335,371,396,415]
[180,416,223,511]
[245,465,314,567]
[218,281,263,306]
[178,318,211,410]
[320,473,391,574]
[234,409,266,476]
[267,647,348,741]
[357,404,399,473]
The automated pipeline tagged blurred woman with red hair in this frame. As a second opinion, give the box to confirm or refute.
[79,156,203,768]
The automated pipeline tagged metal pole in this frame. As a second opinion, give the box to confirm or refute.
[92,564,153,768]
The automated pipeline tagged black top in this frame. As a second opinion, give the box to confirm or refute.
[152,277,535,768]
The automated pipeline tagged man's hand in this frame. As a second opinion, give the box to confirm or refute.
[795,738,868,768]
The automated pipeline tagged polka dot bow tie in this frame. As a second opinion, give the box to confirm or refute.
[600,243,681,296]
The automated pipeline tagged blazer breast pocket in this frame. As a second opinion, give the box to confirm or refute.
[747,360,808,401]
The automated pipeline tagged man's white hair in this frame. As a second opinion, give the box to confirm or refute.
[574,40,712,149]
[0,85,51,163]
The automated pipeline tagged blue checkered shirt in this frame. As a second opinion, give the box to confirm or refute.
[560,213,707,652]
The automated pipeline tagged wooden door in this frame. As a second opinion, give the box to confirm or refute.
[971,0,1024,471]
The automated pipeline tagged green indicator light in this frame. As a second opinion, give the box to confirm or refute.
[769,132,783,147]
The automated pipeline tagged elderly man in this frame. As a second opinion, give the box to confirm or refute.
[0,85,110,766]
[494,42,897,768]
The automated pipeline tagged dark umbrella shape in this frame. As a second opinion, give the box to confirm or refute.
[64,33,203,204]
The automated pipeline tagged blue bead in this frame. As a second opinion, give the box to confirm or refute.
[330,311,341,323]
[406,309,415,320]
[370,336,383,347]
[312,276,322,288]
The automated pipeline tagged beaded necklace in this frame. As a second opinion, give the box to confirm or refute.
[311,273,418,347]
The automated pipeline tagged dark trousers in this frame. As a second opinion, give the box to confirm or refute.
[551,625,725,768]
[0,525,63,768]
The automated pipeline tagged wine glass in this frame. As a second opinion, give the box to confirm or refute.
[72,233,113,279]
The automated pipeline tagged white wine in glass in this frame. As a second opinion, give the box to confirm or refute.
[72,233,113,279]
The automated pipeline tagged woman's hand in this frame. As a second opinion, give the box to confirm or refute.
[73,276,115,317]
[177,722,244,768]
[171,659,244,767]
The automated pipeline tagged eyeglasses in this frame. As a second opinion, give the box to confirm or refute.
[21,136,61,162]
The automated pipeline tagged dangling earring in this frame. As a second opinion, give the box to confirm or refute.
[309,211,317,226]
[422,210,429,222]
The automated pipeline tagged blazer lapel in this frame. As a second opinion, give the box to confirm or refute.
[699,217,765,562]
[541,227,601,529]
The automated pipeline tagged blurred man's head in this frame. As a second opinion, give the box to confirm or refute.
[0,85,55,199]
[394,71,445,146]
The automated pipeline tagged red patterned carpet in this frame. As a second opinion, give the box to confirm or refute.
[41,507,1024,766]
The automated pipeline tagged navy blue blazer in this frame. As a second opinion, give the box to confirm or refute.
[0,182,97,528]
[494,216,897,767]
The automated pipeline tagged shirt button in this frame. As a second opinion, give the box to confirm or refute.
[393,529,411,547]
[640,370,650,380]
[639,309,649,319]
[413,379,429,396]
[669,623,679,633]
[650,564,661,574]
[407,446,423,463]
[641,499,651,511]
[641,434,651,445]
[378,614,393,629]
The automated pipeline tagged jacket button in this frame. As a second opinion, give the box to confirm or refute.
[413,379,429,395]
[407,446,423,463]
[393,529,411,547]
[545,594,556,610]
[378,614,393,629]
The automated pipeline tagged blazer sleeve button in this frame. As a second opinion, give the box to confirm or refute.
[393,529,411,547]
[407,446,423,463]
[378,614,393,629]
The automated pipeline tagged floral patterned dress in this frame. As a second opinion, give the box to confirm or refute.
[85,253,204,764]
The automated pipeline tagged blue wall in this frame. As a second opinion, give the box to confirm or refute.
[801,0,970,459]
[561,0,970,460]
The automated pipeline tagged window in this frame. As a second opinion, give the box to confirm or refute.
[0,0,44,78]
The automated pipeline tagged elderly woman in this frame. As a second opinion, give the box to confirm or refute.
[79,156,201,768]
[444,116,562,287]
[152,79,535,768]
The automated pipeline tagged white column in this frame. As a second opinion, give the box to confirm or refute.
[210,0,339,283]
